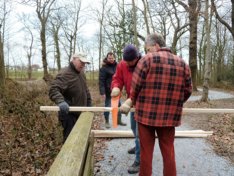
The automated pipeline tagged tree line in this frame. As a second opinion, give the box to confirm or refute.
[0,0,233,102]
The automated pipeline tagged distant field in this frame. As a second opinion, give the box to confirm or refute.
[7,70,99,81]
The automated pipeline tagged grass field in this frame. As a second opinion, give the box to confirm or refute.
[6,70,99,81]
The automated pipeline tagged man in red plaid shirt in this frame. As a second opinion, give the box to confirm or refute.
[120,33,192,176]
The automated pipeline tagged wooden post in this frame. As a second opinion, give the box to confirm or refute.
[83,132,94,176]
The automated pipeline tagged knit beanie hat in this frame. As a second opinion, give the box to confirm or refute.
[123,44,138,61]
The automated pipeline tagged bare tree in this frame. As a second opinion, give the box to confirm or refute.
[197,20,206,83]
[175,0,201,91]
[96,0,108,69]
[145,0,155,32]
[35,0,55,81]
[24,26,34,79]
[0,23,5,90]
[0,0,9,90]
[201,0,212,102]
[60,0,84,63]
[211,0,234,39]
[102,0,135,59]
[50,7,63,71]
[216,22,227,82]
[211,0,234,84]
[165,0,189,54]
[149,0,172,43]
[19,13,36,80]
[132,0,139,47]
[141,0,150,34]
[51,21,61,71]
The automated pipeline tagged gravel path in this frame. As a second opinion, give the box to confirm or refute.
[94,89,234,176]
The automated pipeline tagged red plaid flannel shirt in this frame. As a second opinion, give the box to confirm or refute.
[130,48,192,127]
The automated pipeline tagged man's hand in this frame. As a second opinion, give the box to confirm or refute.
[119,98,132,115]
[58,101,69,114]
[111,87,120,97]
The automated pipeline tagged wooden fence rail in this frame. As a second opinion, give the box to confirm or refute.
[46,112,94,176]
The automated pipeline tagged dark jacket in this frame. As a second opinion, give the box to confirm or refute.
[99,59,117,96]
[49,62,92,108]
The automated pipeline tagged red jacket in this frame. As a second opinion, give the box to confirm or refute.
[111,60,133,97]
[130,48,192,127]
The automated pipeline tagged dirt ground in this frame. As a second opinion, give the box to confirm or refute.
[182,96,234,163]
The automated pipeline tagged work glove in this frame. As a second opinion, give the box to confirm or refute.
[58,101,69,114]
[119,98,132,115]
[111,87,120,97]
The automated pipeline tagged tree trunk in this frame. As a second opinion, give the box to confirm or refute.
[142,0,150,35]
[98,0,106,70]
[53,28,61,71]
[211,0,234,39]
[27,29,34,80]
[132,0,139,47]
[188,0,198,91]
[0,32,5,90]
[198,24,205,83]
[201,0,211,102]
[40,24,49,80]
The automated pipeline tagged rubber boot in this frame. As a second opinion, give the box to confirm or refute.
[118,112,126,126]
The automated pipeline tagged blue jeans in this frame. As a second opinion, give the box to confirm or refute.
[104,95,111,122]
[130,112,140,163]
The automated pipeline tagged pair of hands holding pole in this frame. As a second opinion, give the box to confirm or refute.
[57,87,132,115]
[111,87,132,115]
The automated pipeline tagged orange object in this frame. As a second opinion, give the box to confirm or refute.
[111,95,120,128]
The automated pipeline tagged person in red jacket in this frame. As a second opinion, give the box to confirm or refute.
[120,33,192,176]
[111,44,141,174]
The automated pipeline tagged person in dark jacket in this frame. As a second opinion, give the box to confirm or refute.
[49,53,92,143]
[99,52,126,128]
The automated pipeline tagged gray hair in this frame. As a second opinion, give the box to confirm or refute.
[145,33,166,47]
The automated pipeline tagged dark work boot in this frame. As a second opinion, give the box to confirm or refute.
[105,116,110,129]
[128,147,135,154]
[128,161,140,174]
[117,112,126,126]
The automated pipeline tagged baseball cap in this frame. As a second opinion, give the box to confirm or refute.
[72,52,90,64]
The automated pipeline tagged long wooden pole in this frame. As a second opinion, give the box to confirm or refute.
[40,106,234,114]
[92,130,213,138]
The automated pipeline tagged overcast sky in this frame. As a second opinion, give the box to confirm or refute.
[7,0,101,69]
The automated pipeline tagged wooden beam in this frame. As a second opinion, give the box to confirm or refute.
[47,112,94,176]
[92,130,213,138]
[40,106,234,114]
[183,108,234,113]
[40,106,112,112]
